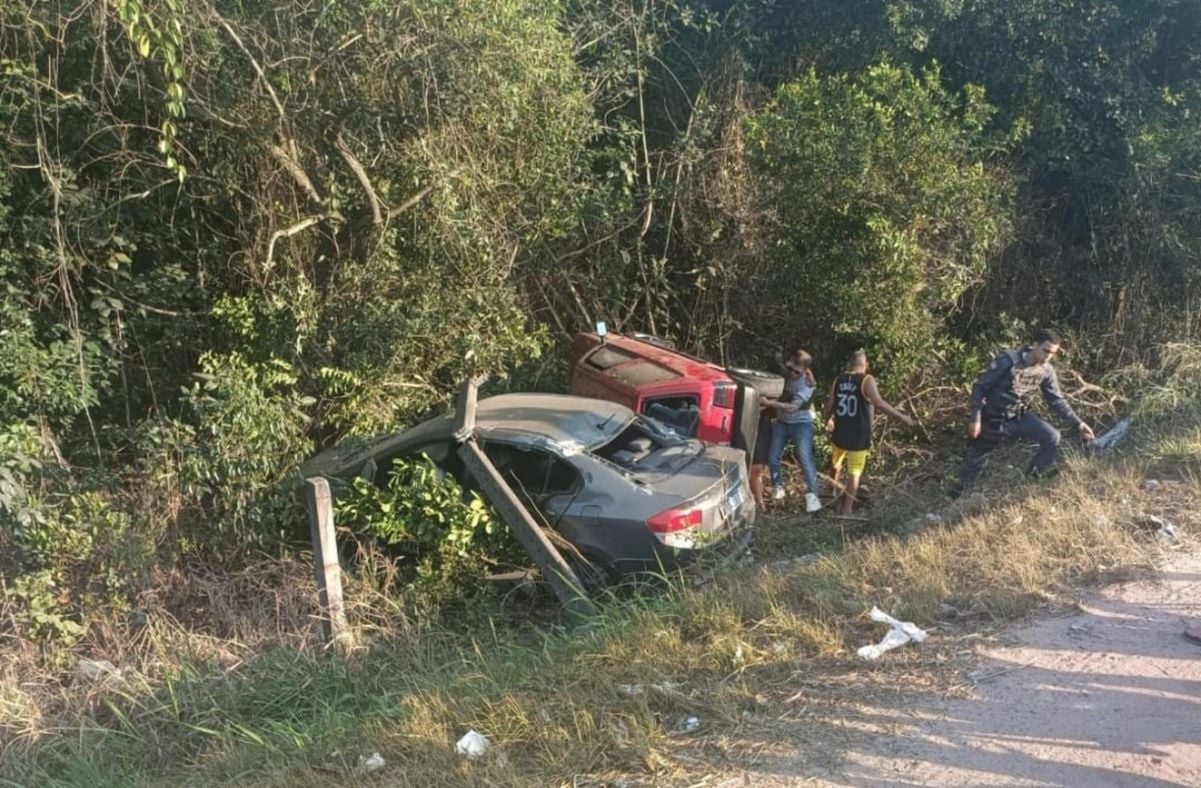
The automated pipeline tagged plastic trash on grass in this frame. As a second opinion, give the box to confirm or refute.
[618,681,683,696]
[1089,417,1131,454]
[455,729,490,759]
[76,658,132,685]
[857,606,928,661]
[77,658,119,680]
[353,752,385,776]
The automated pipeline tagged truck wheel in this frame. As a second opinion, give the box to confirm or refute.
[727,367,785,399]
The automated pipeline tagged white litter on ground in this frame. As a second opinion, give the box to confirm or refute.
[1090,417,1131,453]
[455,729,490,759]
[618,681,683,696]
[352,752,385,775]
[76,658,118,680]
[669,714,701,734]
[857,606,928,661]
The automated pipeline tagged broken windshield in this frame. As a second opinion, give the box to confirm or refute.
[591,415,704,473]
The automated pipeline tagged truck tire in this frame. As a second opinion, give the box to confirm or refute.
[727,367,785,399]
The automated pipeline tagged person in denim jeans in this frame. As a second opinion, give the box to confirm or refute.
[766,350,822,513]
[955,328,1095,495]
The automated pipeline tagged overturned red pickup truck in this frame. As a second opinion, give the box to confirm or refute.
[570,330,783,463]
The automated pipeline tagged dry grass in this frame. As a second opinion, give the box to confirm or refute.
[3,348,1200,786]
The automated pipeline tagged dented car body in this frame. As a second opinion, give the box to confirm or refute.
[300,393,755,578]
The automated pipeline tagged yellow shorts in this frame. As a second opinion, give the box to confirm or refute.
[832,446,870,477]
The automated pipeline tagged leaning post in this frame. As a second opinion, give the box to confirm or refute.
[304,476,351,654]
[451,377,597,621]
[452,374,486,443]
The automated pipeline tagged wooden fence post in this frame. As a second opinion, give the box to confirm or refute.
[304,476,351,654]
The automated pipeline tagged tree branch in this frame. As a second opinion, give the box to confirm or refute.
[210,8,287,123]
[269,143,324,206]
[335,135,383,225]
[265,213,339,271]
[387,166,463,220]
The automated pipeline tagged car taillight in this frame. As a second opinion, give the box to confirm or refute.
[713,381,737,408]
[647,507,703,533]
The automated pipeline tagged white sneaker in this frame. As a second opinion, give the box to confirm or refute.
[772,486,785,501]
[805,493,822,513]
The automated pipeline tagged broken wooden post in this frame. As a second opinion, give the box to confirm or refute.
[304,476,351,653]
[457,442,597,620]
[452,377,597,620]
[453,374,487,443]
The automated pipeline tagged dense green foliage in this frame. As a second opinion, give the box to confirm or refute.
[334,458,516,614]
[2,0,1200,633]
[745,63,1011,372]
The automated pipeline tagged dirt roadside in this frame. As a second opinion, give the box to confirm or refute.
[716,547,1201,787]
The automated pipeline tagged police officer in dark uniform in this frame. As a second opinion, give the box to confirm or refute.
[957,328,1095,492]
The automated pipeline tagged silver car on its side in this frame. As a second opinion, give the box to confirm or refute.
[300,393,755,581]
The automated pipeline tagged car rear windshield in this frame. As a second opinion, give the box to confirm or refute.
[603,360,680,387]
[585,345,680,387]
[591,416,701,472]
[585,345,638,370]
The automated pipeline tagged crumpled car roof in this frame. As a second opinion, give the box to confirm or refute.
[468,393,635,450]
[300,393,636,479]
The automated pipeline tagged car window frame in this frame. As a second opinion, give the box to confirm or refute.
[642,394,701,438]
[478,438,583,501]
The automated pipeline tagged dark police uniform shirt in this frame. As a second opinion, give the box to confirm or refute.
[969,348,1083,426]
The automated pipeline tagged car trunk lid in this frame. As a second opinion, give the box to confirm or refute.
[642,445,751,547]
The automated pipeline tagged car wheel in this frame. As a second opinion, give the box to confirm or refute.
[561,551,616,596]
[727,367,786,399]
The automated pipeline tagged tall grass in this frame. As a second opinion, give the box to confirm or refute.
[2,346,1199,786]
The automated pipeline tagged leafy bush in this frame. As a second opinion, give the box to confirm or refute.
[1,435,157,642]
[334,457,519,609]
[176,352,313,549]
[5,492,157,642]
[1,424,154,643]
[745,63,1013,375]
[0,423,43,533]
[0,348,321,643]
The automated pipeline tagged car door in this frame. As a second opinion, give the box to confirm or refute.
[480,441,581,524]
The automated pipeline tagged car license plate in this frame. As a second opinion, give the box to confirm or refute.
[726,485,745,512]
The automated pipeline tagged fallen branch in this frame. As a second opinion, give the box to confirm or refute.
[211,8,287,123]
[387,166,463,220]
